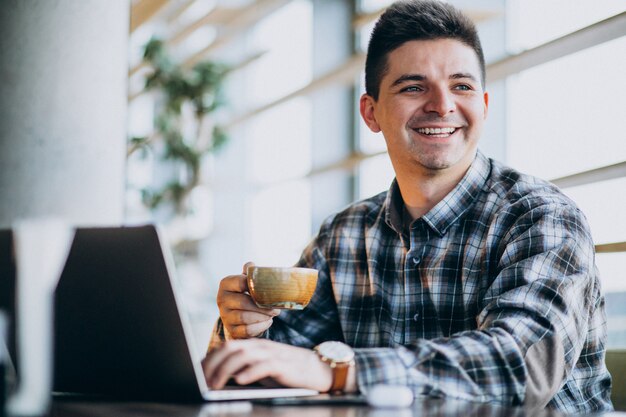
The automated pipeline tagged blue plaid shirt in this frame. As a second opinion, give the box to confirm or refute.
[211,151,612,413]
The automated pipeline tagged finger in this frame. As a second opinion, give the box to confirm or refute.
[205,341,265,389]
[219,289,281,316]
[233,360,277,387]
[221,306,278,339]
[218,292,280,317]
[202,341,244,387]
[227,310,279,326]
[219,274,249,293]
[242,261,255,274]
[218,291,258,311]
[227,319,273,339]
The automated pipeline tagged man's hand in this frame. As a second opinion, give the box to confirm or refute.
[201,339,333,392]
[217,262,281,339]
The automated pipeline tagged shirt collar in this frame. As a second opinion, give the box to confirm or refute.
[384,150,491,237]
[383,178,404,235]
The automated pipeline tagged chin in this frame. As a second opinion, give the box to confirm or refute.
[419,147,477,172]
[417,155,454,171]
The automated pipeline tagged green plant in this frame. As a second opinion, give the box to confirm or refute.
[128,38,229,213]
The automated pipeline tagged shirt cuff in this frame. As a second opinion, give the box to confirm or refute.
[354,347,431,393]
[207,319,227,352]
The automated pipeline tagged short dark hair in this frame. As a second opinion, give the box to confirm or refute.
[364,0,486,100]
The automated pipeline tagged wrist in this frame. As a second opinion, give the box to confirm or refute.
[314,341,356,394]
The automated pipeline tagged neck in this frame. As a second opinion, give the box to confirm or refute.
[396,159,473,221]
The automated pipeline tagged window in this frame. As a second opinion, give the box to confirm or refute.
[247,1,313,107]
[506,0,626,52]
[246,98,313,264]
[506,37,626,179]
[505,1,626,347]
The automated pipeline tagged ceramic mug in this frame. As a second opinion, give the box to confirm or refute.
[247,266,318,310]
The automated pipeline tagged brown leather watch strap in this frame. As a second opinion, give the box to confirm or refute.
[329,361,349,393]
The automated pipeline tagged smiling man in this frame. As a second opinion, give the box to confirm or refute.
[360,37,488,220]
[202,1,613,413]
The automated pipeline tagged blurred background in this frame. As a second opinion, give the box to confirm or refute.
[1,0,625,356]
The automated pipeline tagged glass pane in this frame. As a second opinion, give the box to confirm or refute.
[247,0,313,107]
[601,252,626,348]
[246,98,312,184]
[507,0,626,52]
[358,0,393,13]
[506,36,626,180]
[248,179,312,266]
[357,19,376,53]
[358,153,395,200]
[598,252,626,294]
[561,178,626,246]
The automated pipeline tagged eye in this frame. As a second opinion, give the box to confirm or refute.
[453,84,472,91]
[400,85,423,93]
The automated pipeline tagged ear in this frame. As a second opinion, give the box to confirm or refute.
[483,91,489,119]
[359,94,381,133]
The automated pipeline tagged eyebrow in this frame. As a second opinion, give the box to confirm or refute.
[390,74,426,87]
[450,72,478,82]
[390,72,479,87]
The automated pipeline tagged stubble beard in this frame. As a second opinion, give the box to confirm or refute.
[407,133,458,172]
[406,131,479,177]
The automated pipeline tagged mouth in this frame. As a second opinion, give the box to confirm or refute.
[413,127,457,138]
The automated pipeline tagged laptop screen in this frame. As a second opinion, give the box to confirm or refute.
[0,229,17,372]
[53,225,204,400]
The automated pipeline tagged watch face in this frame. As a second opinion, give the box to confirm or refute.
[317,341,355,362]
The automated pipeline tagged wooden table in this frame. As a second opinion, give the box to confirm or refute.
[49,398,623,417]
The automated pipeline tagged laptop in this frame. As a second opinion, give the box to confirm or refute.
[46,224,317,401]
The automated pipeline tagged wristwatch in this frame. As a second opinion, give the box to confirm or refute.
[314,341,355,394]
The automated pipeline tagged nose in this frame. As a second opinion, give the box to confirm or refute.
[424,87,455,117]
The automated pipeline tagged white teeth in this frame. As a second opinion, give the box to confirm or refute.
[416,127,456,135]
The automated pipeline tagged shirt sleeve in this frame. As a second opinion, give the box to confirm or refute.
[207,317,227,351]
[351,202,603,406]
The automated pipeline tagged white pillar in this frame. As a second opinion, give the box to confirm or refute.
[0,1,130,227]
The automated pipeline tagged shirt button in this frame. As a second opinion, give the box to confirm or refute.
[413,313,420,321]
[412,257,421,265]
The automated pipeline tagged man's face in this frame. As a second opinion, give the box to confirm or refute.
[360,38,488,176]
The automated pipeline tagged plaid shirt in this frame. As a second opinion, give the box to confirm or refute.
[211,151,612,413]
